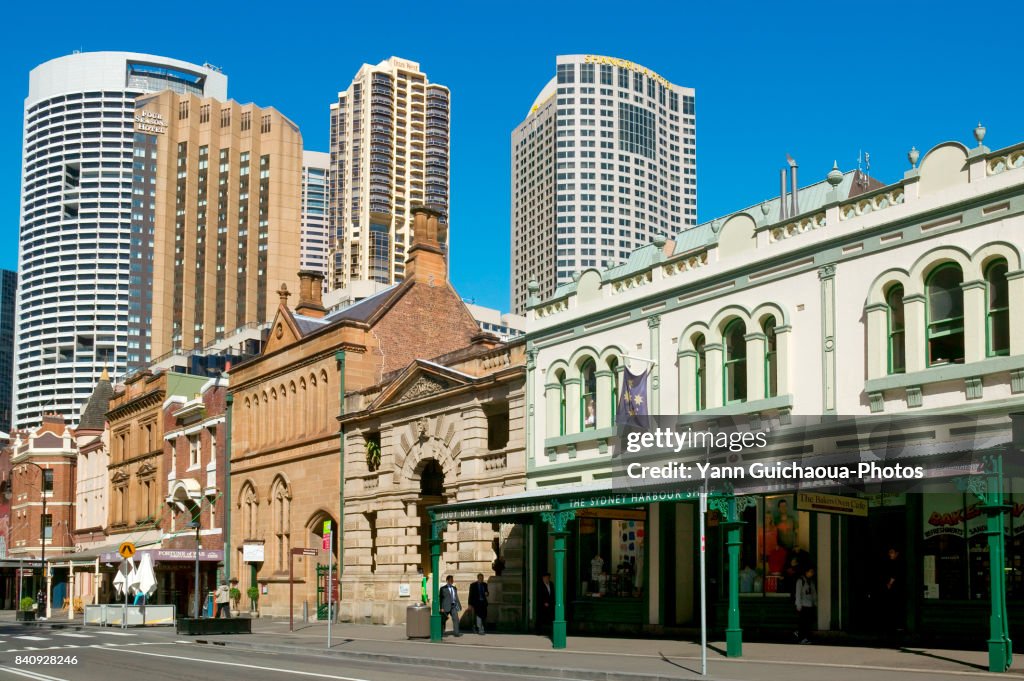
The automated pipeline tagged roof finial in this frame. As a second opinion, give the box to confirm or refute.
[100,365,109,382]
[277,283,291,306]
[974,122,986,147]
[827,161,843,187]
[908,146,920,169]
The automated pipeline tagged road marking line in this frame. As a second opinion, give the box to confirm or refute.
[0,665,69,681]
[52,633,92,638]
[89,630,136,636]
[100,647,376,681]
[12,637,49,641]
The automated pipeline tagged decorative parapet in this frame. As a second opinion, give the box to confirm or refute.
[479,347,514,371]
[838,186,905,221]
[662,249,709,276]
[534,297,570,319]
[770,211,827,242]
[986,144,1024,176]
[610,269,653,295]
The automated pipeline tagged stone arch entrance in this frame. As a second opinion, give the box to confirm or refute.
[304,511,338,619]
[417,458,446,576]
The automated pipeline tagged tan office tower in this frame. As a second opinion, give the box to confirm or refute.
[328,57,450,290]
[510,55,696,313]
[127,91,302,367]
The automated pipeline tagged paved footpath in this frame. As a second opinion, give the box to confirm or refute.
[6,614,1022,681]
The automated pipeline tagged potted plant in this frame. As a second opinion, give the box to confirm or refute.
[229,586,241,614]
[17,597,35,622]
[246,586,259,615]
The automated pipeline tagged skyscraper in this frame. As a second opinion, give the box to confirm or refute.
[14,52,226,429]
[510,55,696,313]
[127,90,303,366]
[328,57,450,290]
[301,151,330,287]
[0,269,17,433]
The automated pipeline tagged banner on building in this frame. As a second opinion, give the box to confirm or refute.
[243,543,265,562]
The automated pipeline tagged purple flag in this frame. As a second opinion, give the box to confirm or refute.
[617,366,650,429]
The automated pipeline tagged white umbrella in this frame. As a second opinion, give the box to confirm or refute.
[135,552,157,598]
[127,556,142,597]
[113,558,135,598]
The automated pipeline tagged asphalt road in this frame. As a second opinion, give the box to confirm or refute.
[0,624,546,681]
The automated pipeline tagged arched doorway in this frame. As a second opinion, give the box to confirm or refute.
[305,512,339,620]
[417,459,445,576]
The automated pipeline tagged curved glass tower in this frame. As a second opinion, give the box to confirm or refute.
[14,52,226,428]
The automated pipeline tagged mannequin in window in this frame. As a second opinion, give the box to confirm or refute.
[583,398,596,428]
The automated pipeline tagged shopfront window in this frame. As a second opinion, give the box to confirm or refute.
[738,494,811,596]
[576,509,645,599]
[922,484,1024,601]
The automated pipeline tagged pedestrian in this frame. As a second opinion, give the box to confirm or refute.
[880,547,905,641]
[468,573,489,635]
[438,575,462,637]
[215,581,231,618]
[537,572,555,634]
[794,565,817,644]
[36,589,46,619]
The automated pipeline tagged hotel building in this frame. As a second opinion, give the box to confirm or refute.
[510,55,696,313]
[301,151,331,288]
[14,52,226,429]
[328,57,450,289]
[126,91,303,367]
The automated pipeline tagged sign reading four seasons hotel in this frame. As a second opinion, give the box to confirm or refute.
[134,109,167,134]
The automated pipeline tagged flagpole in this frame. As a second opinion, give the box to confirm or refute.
[619,354,657,365]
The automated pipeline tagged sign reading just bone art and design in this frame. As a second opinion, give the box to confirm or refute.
[243,543,265,562]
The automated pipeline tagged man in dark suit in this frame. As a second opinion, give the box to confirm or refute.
[537,572,555,634]
[438,575,463,637]
[468,573,489,635]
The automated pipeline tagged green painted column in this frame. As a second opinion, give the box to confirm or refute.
[541,509,575,649]
[335,351,346,604]
[429,517,444,642]
[712,495,751,658]
[224,392,233,583]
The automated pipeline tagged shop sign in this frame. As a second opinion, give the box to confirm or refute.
[134,110,167,134]
[243,543,265,562]
[796,492,868,517]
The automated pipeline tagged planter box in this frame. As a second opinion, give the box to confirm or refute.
[16,611,35,622]
[176,617,252,635]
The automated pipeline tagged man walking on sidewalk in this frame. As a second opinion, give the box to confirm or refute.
[215,582,231,618]
[469,573,489,635]
[439,575,463,637]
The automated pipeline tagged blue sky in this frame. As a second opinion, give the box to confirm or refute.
[2,1,1020,311]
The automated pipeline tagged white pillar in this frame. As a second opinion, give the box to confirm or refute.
[596,371,613,429]
[705,344,724,409]
[68,569,75,620]
[904,295,927,372]
[677,351,696,413]
[865,305,890,379]
[565,379,581,434]
[775,325,792,396]
[745,333,766,402]
[1009,271,1024,356]
[545,383,563,438]
[962,281,986,364]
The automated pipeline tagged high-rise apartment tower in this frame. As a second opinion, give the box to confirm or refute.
[14,52,226,428]
[510,55,696,313]
[328,57,450,289]
[301,151,330,287]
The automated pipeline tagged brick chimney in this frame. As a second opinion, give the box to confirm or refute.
[405,206,447,283]
[294,271,326,318]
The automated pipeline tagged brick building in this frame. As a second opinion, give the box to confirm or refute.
[8,415,77,616]
[229,206,483,616]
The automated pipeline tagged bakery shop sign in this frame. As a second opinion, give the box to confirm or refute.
[134,109,167,134]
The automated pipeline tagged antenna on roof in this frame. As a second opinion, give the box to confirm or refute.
[856,150,871,189]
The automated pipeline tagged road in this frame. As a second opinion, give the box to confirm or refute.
[0,623,545,681]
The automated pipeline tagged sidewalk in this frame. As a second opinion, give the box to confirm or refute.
[190,618,1024,681]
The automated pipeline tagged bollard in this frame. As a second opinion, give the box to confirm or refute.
[302,600,308,623]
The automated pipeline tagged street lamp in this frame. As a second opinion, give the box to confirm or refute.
[5,461,49,618]
[188,520,201,618]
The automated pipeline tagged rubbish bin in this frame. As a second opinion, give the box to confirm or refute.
[406,603,430,639]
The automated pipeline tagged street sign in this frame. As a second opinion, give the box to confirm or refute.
[292,547,318,557]
[118,541,135,559]
[322,520,331,534]
[322,533,331,551]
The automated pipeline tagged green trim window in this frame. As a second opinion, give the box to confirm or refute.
[694,334,707,411]
[886,284,906,374]
[763,316,778,398]
[926,264,965,366]
[556,370,567,436]
[986,259,1009,356]
[581,359,597,430]
[608,358,619,423]
[723,320,747,404]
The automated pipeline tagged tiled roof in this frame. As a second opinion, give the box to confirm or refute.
[79,377,114,430]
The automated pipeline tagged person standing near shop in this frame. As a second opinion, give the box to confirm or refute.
[214,582,231,618]
[439,575,463,637]
[537,572,555,634]
[468,573,489,635]
[880,547,905,641]
[794,565,817,644]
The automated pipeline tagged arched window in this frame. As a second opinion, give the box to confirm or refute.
[723,320,747,403]
[271,477,291,572]
[886,284,906,374]
[580,359,597,430]
[986,259,1009,356]
[762,316,778,397]
[608,358,619,423]
[926,264,965,366]
[694,334,707,411]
